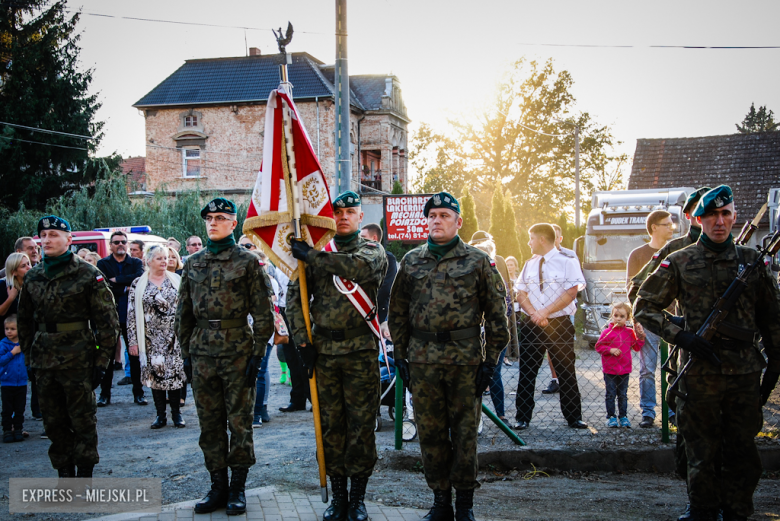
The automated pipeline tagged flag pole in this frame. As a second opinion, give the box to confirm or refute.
[277,51,329,503]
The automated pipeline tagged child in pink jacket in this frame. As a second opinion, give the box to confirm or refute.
[595,302,645,428]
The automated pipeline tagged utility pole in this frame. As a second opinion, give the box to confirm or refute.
[575,125,580,229]
[334,0,351,194]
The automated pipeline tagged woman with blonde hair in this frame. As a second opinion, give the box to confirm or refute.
[1,254,32,340]
[127,245,187,429]
[167,248,183,275]
[83,252,101,267]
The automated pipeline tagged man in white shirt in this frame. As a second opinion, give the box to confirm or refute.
[514,223,587,430]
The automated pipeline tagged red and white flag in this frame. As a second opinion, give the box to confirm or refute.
[243,87,336,280]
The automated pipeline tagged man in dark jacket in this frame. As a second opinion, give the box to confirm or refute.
[96,230,145,406]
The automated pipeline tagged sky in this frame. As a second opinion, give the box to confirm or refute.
[72,0,780,182]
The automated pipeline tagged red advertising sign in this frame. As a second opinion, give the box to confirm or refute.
[383,194,432,242]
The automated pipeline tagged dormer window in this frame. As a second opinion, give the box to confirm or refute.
[184,115,198,127]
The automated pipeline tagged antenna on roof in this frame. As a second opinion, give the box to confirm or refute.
[244,30,248,57]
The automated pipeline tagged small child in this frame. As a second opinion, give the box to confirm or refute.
[595,303,644,428]
[0,315,28,442]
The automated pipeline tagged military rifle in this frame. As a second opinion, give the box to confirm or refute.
[663,204,776,401]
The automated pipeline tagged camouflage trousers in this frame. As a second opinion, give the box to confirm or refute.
[36,368,98,469]
[316,349,379,479]
[192,353,256,471]
[678,372,763,517]
[410,363,480,492]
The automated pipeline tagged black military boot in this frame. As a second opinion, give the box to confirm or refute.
[347,476,369,521]
[226,467,248,515]
[57,465,76,478]
[194,469,229,514]
[170,391,185,428]
[678,506,720,521]
[151,389,167,429]
[422,489,454,521]
[454,489,476,521]
[323,476,348,521]
[76,465,94,478]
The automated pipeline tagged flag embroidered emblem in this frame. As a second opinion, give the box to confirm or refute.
[96,275,104,282]
[660,260,670,268]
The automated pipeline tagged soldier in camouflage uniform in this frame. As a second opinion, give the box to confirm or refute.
[17,215,120,478]
[175,198,275,516]
[389,192,509,521]
[634,186,780,521]
[287,190,387,521]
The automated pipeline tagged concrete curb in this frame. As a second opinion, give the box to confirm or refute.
[382,447,780,473]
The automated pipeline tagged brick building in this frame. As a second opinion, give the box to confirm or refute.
[628,132,780,240]
[132,49,410,222]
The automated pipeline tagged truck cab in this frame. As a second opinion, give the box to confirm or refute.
[575,187,693,346]
[34,226,167,258]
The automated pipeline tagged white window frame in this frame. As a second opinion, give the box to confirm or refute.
[182,147,202,178]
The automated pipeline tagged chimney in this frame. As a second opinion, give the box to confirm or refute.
[249,47,261,56]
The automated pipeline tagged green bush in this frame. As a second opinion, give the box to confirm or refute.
[0,171,249,260]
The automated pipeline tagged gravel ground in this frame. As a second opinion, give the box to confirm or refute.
[0,349,778,521]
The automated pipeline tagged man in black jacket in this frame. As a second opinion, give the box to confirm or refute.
[96,231,146,406]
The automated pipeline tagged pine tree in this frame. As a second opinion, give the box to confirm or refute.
[503,189,523,264]
[391,180,404,194]
[487,181,505,241]
[0,1,103,211]
[458,185,479,241]
[736,103,779,133]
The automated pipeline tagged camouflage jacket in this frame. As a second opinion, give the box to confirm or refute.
[287,236,387,356]
[627,230,698,304]
[634,241,780,375]
[18,255,120,370]
[175,245,274,359]
[388,238,509,366]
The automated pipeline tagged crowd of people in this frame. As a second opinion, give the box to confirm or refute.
[1,184,777,521]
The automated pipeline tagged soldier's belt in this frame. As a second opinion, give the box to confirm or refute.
[37,321,90,333]
[312,323,372,341]
[196,319,247,331]
[411,326,481,343]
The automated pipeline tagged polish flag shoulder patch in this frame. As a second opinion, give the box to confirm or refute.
[652,252,660,260]
[96,274,104,282]
[490,260,496,267]
[765,258,771,266]
[660,260,671,269]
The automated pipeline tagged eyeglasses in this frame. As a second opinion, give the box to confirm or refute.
[111,240,127,245]
[204,215,232,223]
[241,243,256,250]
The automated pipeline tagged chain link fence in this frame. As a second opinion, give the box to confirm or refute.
[472,280,780,445]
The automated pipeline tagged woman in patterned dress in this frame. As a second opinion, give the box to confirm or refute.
[127,245,187,429]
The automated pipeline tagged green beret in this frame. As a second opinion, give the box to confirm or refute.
[683,186,712,214]
[333,191,361,208]
[423,191,460,217]
[201,197,237,218]
[37,215,71,235]
[693,185,733,217]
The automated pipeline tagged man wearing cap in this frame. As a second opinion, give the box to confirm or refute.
[389,192,509,521]
[635,185,780,521]
[175,198,275,515]
[17,215,120,477]
[287,190,386,521]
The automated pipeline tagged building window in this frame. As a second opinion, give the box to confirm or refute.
[182,148,201,177]
[184,115,198,127]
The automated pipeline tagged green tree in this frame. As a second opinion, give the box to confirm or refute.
[411,58,626,227]
[736,103,779,133]
[503,189,523,263]
[487,180,505,241]
[0,0,104,211]
[458,185,479,242]
[391,180,404,194]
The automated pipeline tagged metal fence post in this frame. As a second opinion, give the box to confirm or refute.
[660,340,670,443]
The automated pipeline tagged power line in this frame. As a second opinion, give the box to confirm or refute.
[0,135,89,151]
[0,121,96,140]
[517,42,780,50]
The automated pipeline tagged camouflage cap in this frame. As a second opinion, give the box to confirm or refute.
[200,197,237,218]
[683,186,713,214]
[37,215,71,235]
[423,191,460,217]
[693,185,733,217]
[333,190,361,208]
